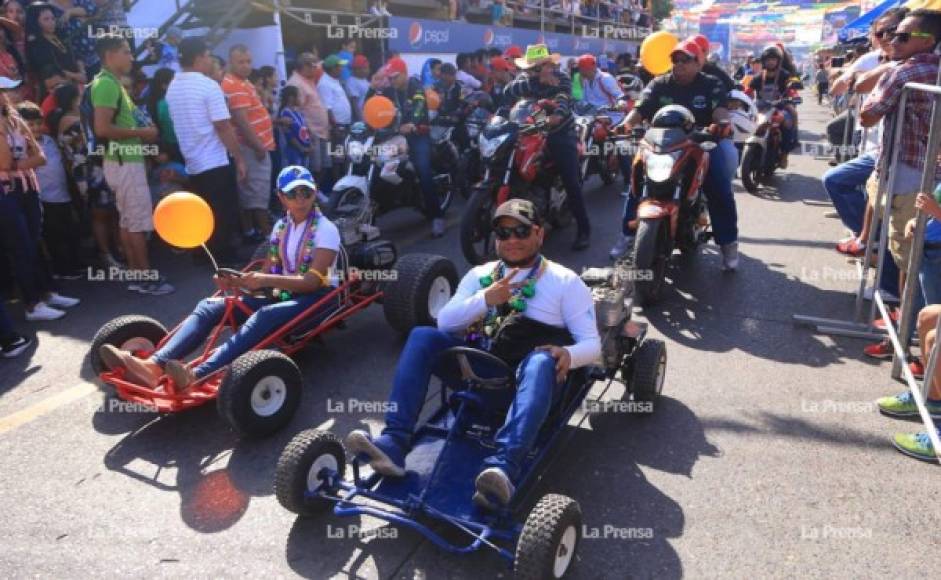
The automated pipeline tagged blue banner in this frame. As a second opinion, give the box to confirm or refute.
[698,21,732,63]
[387,17,639,56]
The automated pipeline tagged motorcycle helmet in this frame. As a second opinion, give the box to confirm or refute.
[651,105,696,133]
[726,90,754,113]
[350,121,368,137]
[618,73,644,95]
[761,45,783,66]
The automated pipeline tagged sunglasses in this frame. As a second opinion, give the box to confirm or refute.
[283,185,316,200]
[874,27,897,40]
[494,224,533,241]
[671,56,694,65]
[888,31,934,44]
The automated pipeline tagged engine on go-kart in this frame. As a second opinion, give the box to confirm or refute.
[580,264,635,371]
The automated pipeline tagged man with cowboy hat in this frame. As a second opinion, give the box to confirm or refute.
[504,44,592,251]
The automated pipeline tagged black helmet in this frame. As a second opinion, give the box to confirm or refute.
[761,45,783,64]
[651,105,695,132]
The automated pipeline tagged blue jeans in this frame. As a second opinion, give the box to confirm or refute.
[382,327,562,482]
[547,128,590,235]
[0,186,53,306]
[903,246,941,343]
[623,139,738,245]
[823,152,876,235]
[407,134,441,219]
[151,289,331,377]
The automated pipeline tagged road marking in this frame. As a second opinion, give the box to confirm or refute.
[0,383,98,436]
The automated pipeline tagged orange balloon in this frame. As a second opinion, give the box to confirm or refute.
[640,31,678,76]
[153,191,214,249]
[363,95,396,129]
[425,88,441,111]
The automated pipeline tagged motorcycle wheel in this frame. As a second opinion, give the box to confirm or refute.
[325,187,370,221]
[633,218,668,306]
[740,144,762,194]
[459,187,497,265]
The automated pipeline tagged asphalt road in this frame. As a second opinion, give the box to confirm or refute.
[0,94,935,580]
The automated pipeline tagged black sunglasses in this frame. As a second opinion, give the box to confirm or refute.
[874,27,897,40]
[283,186,316,200]
[494,224,533,241]
[889,31,934,44]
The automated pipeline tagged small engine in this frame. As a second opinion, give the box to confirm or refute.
[581,264,635,371]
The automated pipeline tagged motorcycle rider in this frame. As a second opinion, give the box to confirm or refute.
[611,38,741,271]
[692,34,735,93]
[367,57,446,237]
[748,45,799,168]
[577,53,624,109]
[488,56,514,110]
[504,44,592,251]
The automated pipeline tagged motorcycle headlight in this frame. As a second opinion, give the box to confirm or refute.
[480,133,508,158]
[348,140,366,163]
[646,153,675,183]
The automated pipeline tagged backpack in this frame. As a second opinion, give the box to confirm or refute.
[79,78,123,165]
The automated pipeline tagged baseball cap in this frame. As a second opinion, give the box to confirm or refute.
[352,54,369,68]
[490,56,511,72]
[0,76,22,90]
[385,56,408,77]
[277,165,317,193]
[577,54,596,70]
[692,35,710,55]
[323,54,348,69]
[671,39,702,60]
[492,199,541,227]
[504,45,524,59]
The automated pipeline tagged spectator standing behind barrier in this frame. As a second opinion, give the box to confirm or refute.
[278,85,312,170]
[49,0,100,78]
[91,35,174,295]
[318,54,352,185]
[345,54,371,121]
[25,3,84,86]
[223,44,275,245]
[166,36,246,266]
[286,52,331,193]
[815,64,829,105]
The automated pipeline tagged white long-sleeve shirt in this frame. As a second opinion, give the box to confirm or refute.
[581,71,624,108]
[437,259,602,369]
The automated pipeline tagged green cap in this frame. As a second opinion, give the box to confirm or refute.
[323,54,348,69]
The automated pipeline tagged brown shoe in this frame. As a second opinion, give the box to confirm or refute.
[165,360,197,394]
[98,344,160,388]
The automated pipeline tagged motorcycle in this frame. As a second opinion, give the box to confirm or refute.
[740,91,801,193]
[628,105,717,305]
[326,120,454,225]
[428,113,464,200]
[574,101,623,187]
[459,98,573,265]
[456,91,495,197]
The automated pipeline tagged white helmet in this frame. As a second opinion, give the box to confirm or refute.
[727,90,756,143]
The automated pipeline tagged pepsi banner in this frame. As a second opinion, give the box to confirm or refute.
[387,17,639,56]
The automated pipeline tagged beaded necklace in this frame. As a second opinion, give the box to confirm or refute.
[466,255,546,349]
[268,209,320,301]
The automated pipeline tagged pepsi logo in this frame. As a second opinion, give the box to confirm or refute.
[483,29,495,46]
[409,22,422,46]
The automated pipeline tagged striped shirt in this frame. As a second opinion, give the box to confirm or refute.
[222,74,275,151]
[166,71,232,175]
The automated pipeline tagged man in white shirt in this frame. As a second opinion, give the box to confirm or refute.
[166,36,246,263]
[318,54,353,181]
[577,53,625,109]
[346,199,601,510]
[456,52,482,91]
[344,54,371,121]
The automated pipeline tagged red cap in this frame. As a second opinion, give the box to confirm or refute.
[577,54,596,70]
[504,45,523,59]
[385,56,408,77]
[490,56,512,72]
[352,54,369,68]
[692,35,710,55]
[671,39,703,60]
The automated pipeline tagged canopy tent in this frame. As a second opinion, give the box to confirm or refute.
[837,0,903,42]
[905,0,941,9]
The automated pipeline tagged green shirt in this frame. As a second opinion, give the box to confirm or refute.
[572,71,583,101]
[156,99,177,145]
[89,68,144,163]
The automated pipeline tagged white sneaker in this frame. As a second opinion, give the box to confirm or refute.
[45,292,80,308]
[138,280,176,296]
[26,302,66,321]
[721,242,739,271]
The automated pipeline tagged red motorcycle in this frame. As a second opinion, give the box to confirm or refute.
[628,105,718,305]
[740,83,802,193]
[574,101,622,186]
[459,98,574,265]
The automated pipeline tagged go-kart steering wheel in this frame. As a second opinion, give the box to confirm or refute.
[431,347,515,392]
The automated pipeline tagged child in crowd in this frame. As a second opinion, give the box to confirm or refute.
[18,101,82,279]
[149,147,188,201]
[278,85,311,168]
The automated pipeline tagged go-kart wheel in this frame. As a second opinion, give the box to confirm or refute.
[275,429,345,516]
[383,253,458,334]
[89,315,168,375]
[630,338,666,413]
[217,350,302,438]
[515,494,582,580]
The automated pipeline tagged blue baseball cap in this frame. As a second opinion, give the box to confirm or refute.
[277,165,317,193]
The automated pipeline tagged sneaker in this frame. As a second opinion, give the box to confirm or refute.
[720,242,739,271]
[863,339,893,360]
[52,269,85,281]
[836,237,866,257]
[1,335,31,358]
[877,390,941,418]
[609,234,635,260]
[431,218,446,238]
[473,467,515,509]
[909,359,925,380]
[25,302,65,322]
[165,359,196,394]
[345,430,407,477]
[137,279,175,296]
[128,283,145,293]
[45,292,80,309]
[892,429,941,462]
[873,308,900,330]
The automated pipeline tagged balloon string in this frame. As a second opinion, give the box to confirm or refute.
[201,243,220,273]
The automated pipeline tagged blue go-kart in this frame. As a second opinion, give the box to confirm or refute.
[274,264,666,578]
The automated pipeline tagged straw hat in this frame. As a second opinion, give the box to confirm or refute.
[514,44,561,69]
